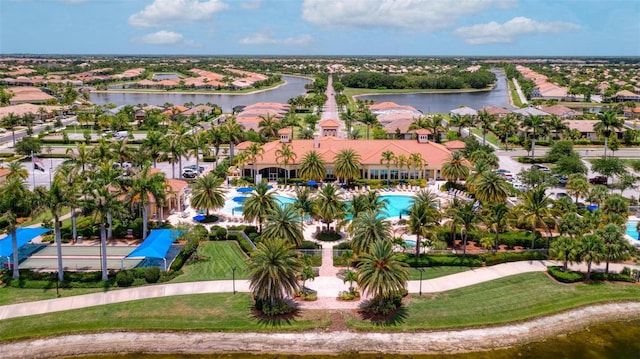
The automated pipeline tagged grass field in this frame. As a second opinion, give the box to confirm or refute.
[0,286,106,306]
[407,266,471,280]
[470,128,501,147]
[2,272,639,341]
[171,241,249,282]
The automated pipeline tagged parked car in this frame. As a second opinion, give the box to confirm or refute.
[589,176,608,185]
[182,168,197,179]
[185,165,205,174]
[552,174,568,186]
[532,164,551,173]
[556,192,570,199]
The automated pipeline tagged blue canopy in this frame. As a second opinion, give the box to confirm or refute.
[232,196,247,203]
[0,228,51,257]
[237,187,253,193]
[193,215,206,222]
[125,229,181,259]
[307,180,318,186]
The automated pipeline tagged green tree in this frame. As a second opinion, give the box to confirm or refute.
[565,174,590,204]
[313,184,345,231]
[243,181,277,232]
[474,171,511,204]
[221,116,244,164]
[409,200,441,258]
[483,202,510,251]
[15,137,41,156]
[476,110,496,146]
[124,165,167,240]
[558,212,585,239]
[598,224,632,274]
[379,150,395,187]
[248,238,302,309]
[358,110,379,140]
[298,150,326,181]
[522,114,546,161]
[6,162,28,181]
[301,266,315,292]
[275,143,296,185]
[515,186,554,249]
[262,204,304,247]
[577,234,605,280]
[334,148,361,185]
[591,157,625,183]
[142,131,166,168]
[189,173,225,216]
[494,113,519,150]
[447,199,479,256]
[349,210,392,255]
[246,142,265,182]
[0,178,32,279]
[550,236,577,271]
[594,111,624,157]
[357,240,409,307]
[441,152,469,184]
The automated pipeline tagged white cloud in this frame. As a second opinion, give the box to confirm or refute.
[454,17,580,44]
[239,31,313,46]
[134,30,198,46]
[240,0,262,10]
[301,0,515,31]
[129,0,228,28]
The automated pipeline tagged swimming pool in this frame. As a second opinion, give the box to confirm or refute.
[219,193,416,219]
[404,239,416,247]
[627,221,639,241]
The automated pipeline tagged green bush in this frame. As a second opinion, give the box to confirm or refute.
[169,237,199,272]
[517,156,549,164]
[300,240,320,249]
[590,272,636,283]
[209,225,228,240]
[254,299,297,316]
[547,266,584,283]
[236,234,255,254]
[481,251,547,266]
[317,232,341,241]
[144,267,161,283]
[402,253,484,267]
[116,271,134,287]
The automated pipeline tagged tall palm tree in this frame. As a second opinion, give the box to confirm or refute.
[262,204,304,247]
[341,107,358,136]
[357,240,409,306]
[298,150,326,182]
[110,138,135,165]
[447,199,479,256]
[515,186,554,249]
[258,113,280,139]
[187,130,210,176]
[566,174,590,204]
[412,188,439,209]
[494,113,519,150]
[598,223,632,274]
[142,130,166,168]
[594,111,624,158]
[577,234,605,280]
[349,210,392,255]
[2,112,20,146]
[0,177,32,279]
[245,142,265,182]
[275,143,296,185]
[221,116,244,164]
[483,203,510,251]
[408,152,425,180]
[409,200,441,259]
[547,115,569,140]
[380,150,395,187]
[248,238,302,309]
[85,184,120,281]
[207,126,225,164]
[6,161,28,181]
[441,152,469,184]
[476,110,496,146]
[313,184,345,231]
[358,110,379,140]
[167,122,191,178]
[124,165,167,240]
[243,181,277,232]
[522,115,546,161]
[425,115,446,143]
[393,154,408,182]
[558,212,585,239]
[292,187,315,222]
[334,148,361,185]
[189,173,225,216]
[550,236,578,271]
[65,143,93,172]
[55,163,81,242]
[473,171,511,204]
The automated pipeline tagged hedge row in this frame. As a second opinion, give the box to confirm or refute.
[547,266,637,283]
[169,236,199,272]
[400,251,548,268]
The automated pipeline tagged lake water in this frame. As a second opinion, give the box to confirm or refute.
[91,76,311,113]
[356,69,512,113]
[60,319,640,358]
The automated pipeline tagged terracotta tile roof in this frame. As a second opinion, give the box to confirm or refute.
[182,105,214,116]
[167,178,188,193]
[541,105,580,117]
[0,103,62,120]
[444,140,466,150]
[564,120,600,133]
[319,119,340,128]
[7,86,56,104]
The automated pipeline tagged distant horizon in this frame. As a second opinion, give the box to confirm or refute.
[1,1,638,57]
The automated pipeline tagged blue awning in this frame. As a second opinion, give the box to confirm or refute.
[125,229,182,259]
[0,228,51,257]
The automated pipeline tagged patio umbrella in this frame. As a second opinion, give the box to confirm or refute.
[307,180,317,186]
[193,215,206,222]
[232,196,247,203]
[237,187,253,194]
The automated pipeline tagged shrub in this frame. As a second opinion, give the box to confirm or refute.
[254,298,297,316]
[481,251,547,266]
[338,289,360,301]
[236,234,255,254]
[144,267,161,283]
[590,272,636,283]
[116,270,134,287]
[209,225,228,240]
[547,266,584,283]
[169,237,199,272]
[403,253,484,267]
[299,240,320,249]
[360,293,403,315]
[317,232,341,241]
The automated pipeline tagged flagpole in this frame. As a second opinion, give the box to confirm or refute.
[31,150,36,189]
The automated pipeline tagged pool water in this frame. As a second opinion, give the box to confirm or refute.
[627,221,639,240]
[404,239,417,247]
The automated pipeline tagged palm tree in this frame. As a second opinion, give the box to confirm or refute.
[558,212,585,239]
[341,107,358,135]
[221,116,244,164]
[594,111,624,157]
[187,130,210,176]
[494,113,519,150]
[166,122,191,178]
[447,199,479,256]
[550,236,578,271]
[598,223,632,274]
[522,115,546,161]
[142,131,166,168]
[349,210,392,255]
[588,185,609,207]
[474,171,511,204]
[110,138,135,165]
[547,115,569,140]
[258,113,280,139]
[577,234,605,280]
[425,115,446,143]
[515,186,554,249]
[0,177,32,279]
[85,184,120,281]
[357,240,409,306]
[262,204,304,247]
[6,161,28,181]
[566,174,590,204]
[408,200,441,259]
[408,152,425,180]
[248,238,302,309]
[124,165,167,240]
[245,142,265,182]
[292,187,314,222]
[275,143,296,185]
[483,203,510,251]
[476,110,496,146]
[343,269,358,293]
[301,266,315,292]
[380,150,395,187]
[358,110,379,139]
[441,152,469,184]
[207,126,225,164]
[65,143,92,172]
[298,150,326,182]
[334,148,361,185]
[412,188,439,209]
[2,112,20,146]
[313,184,345,231]
[189,173,225,216]
[393,154,408,183]
[55,163,81,242]
[243,181,277,232]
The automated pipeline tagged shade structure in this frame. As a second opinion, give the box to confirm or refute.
[125,229,182,270]
[0,228,51,257]
[232,196,247,203]
[307,180,318,186]
[236,187,253,193]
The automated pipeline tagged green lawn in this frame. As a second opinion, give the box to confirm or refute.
[470,128,501,147]
[407,266,471,280]
[0,286,106,306]
[348,272,640,330]
[21,207,71,227]
[0,293,331,341]
[171,241,249,282]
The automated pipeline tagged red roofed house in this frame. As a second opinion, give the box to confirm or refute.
[319,119,340,137]
[0,168,9,185]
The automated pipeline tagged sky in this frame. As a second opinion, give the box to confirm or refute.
[1,0,639,57]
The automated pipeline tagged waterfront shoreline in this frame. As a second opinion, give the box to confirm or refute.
[3,302,640,358]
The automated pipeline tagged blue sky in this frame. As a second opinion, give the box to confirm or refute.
[1,0,639,56]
